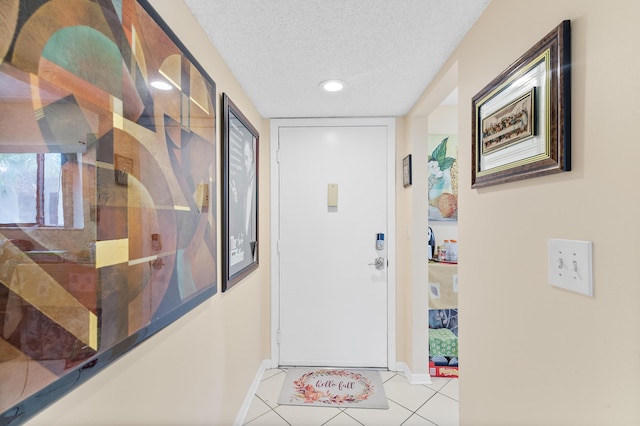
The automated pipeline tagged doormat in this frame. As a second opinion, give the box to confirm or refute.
[277,368,389,409]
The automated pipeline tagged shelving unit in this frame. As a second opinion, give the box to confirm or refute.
[428,260,458,377]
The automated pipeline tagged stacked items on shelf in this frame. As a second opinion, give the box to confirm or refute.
[428,261,459,378]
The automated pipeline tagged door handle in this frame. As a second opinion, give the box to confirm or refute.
[368,257,385,270]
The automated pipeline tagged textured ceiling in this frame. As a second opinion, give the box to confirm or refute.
[183,0,490,118]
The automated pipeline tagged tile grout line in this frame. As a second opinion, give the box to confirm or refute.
[270,406,293,426]
[242,395,274,425]
[320,409,365,426]
[383,374,446,415]
[436,390,459,403]
[409,386,459,426]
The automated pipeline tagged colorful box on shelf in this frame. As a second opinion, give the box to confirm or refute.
[429,361,459,378]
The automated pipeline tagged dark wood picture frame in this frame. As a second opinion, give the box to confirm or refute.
[222,94,259,291]
[471,20,571,188]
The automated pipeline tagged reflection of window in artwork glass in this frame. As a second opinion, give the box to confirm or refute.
[0,153,68,226]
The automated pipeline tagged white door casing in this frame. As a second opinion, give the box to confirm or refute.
[270,117,396,368]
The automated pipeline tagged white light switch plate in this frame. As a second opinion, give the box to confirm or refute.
[548,239,593,296]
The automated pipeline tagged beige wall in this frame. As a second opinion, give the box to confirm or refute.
[410,0,640,424]
[395,117,410,365]
[28,1,271,425]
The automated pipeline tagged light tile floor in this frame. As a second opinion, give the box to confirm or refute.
[242,369,458,426]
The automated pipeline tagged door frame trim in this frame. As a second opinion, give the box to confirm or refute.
[269,117,396,369]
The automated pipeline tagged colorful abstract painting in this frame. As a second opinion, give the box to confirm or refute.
[428,134,458,221]
[0,1,217,423]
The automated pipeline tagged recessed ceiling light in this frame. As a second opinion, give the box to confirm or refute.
[151,80,172,91]
[320,79,347,93]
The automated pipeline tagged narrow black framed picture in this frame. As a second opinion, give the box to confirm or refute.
[403,154,412,187]
[222,93,259,291]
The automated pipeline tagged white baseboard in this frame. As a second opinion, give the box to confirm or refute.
[234,359,272,426]
[396,361,432,385]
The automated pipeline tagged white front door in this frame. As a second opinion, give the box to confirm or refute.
[272,118,395,368]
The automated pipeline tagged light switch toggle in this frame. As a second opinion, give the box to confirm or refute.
[570,259,578,272]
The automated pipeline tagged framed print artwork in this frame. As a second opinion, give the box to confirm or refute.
[403,154,412,187]
[471,20,571,188]
[428,135,458,221]
[0,0,218,423]
[222,94,259,291]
